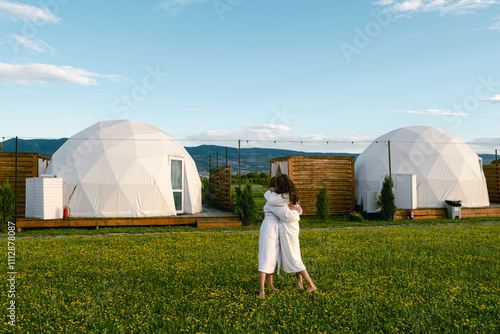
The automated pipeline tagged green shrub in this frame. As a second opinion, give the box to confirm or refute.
[315,186,330,223]
[378,175,396,221]
[234,185,258,225]
[0,181,15,233]
[349,211,364,222]
[201,178,210,205]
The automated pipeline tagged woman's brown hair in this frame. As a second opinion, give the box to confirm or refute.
[268,176,278,189]
[275,174,299,204]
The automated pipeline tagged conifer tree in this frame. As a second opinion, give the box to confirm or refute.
[0,182,15,233]
[378,175,396,221]
[315,186,330,222]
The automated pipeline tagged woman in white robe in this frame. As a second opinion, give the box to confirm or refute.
[258,176,317,298]
[272,174,316,293]
[258,181,301,299]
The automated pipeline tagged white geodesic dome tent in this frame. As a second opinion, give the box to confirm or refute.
[46,120,202,217]
[355,126,489,208]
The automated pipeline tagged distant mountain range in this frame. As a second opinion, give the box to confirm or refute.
[1,138,497,177]
[2,138,68,157]
[186,145,358,176]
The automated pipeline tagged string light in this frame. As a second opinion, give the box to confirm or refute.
[4,136,498,147]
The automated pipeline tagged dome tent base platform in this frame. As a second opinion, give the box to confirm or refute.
[16,207,241,231]
[393,205,500,220]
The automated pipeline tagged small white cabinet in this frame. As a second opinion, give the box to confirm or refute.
[26,177,64,219]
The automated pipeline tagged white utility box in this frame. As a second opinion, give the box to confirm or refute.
[26,177,64,219]
[383,174,417,209]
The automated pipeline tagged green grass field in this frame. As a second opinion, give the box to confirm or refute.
[2,222,499,333]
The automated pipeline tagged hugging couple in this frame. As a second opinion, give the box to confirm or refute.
[258,174,317,299]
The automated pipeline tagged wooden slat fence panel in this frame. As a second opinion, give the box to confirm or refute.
[270,156,355,216]
[484,164,499,203]
[0,153,51,218]
[209,166,233,211]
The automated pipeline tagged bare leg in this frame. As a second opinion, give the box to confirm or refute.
[298,269,317,293]
[267,274,279,291]
[295,273,304,290]
[259,271,266,299]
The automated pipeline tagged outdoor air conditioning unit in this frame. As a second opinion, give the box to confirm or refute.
[26,177,64,219]
[363,191,381,213]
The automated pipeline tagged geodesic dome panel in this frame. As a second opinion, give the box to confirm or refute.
[355,126,489,208]
[46,120,202,217]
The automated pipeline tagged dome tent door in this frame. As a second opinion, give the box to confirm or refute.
[171,158,184,214]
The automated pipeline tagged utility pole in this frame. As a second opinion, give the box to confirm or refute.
[15,136,18,224]
[238,140,241,190]
[388,140,392,178]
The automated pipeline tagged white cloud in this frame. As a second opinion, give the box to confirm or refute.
[0,0,60,23]
[484,94,500,102]
[244,124,291,132]
[375,0,500,15]
[397,108,468,116]
[487,16,500,29]
[155,0,208,16]
[7,33,55,54]
[466,136,500,153]
[0,63,129,85]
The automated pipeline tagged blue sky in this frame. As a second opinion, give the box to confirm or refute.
[0,0,499,153]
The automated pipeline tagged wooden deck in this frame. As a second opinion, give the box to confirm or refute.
[394,204,500,220]
[16,207,242,230]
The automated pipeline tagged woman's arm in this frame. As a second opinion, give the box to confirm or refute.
[288,203,303,215]
[267,204,300,222]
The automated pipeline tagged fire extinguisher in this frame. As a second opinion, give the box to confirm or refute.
[63,206,69,219]
[408,209,413,220]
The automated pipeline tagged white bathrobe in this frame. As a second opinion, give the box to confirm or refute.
[258,190,306,274]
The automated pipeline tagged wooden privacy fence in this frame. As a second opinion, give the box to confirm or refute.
[270,156,355,215]
[0,153,51,218]
[484,163,500,203]
[209,166,233,211]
